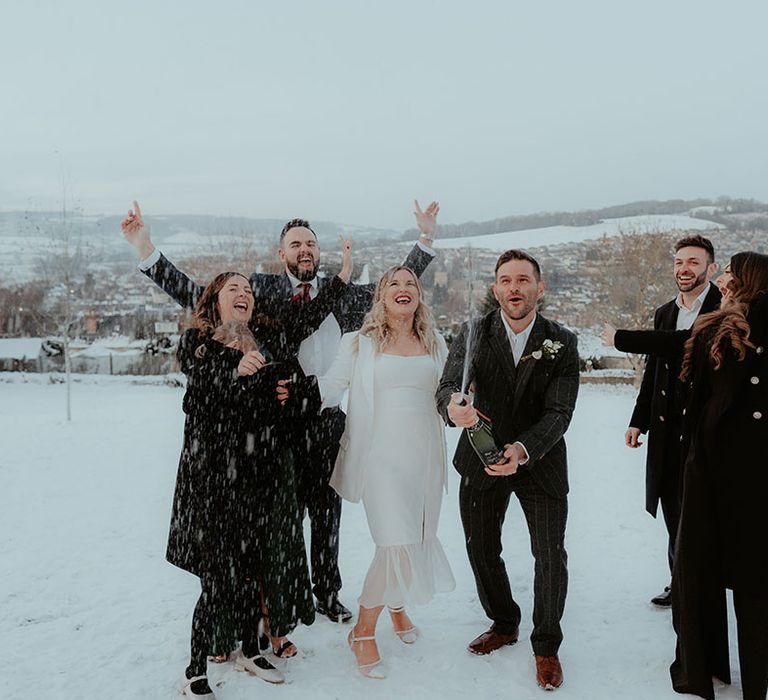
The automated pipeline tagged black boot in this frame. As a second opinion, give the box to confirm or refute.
[316,595,353,622]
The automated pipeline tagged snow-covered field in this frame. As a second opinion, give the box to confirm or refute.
[434,214,723,252]
[0,375,742,700]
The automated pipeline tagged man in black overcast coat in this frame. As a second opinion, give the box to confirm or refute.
[619,234,720,607]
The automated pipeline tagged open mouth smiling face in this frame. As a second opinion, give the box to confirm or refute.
[674,246,714,292]
[493,259,544,322]
[217,275,254,324]
[384,269,420,315]
[280,226,320,282]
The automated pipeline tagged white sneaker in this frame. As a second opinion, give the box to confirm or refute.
[179,674,215,698]
[233,649,285,684]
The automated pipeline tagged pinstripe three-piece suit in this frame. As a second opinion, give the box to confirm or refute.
[436,310,579,656]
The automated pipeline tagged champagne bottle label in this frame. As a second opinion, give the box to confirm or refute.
[467,414,505,467]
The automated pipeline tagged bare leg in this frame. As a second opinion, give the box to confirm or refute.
[349,604,384,669]
[388,606,418,642]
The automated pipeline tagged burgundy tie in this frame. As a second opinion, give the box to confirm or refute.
[292,282,311,303]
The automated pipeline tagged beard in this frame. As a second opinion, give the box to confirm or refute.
[675,269,707,293]
[287,259,319,282]
[499,292,537,321]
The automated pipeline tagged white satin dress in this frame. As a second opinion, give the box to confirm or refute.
[356,353,455,609]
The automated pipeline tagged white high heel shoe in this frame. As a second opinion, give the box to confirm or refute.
[348,629,386,679]
[388,606,419,644]
[179,674,215,698]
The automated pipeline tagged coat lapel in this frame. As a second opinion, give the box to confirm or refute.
[487,312,518,395]
[279,273,295,300]
[510,315,547,416]
[659,300,679,330]
[358,334,375,410]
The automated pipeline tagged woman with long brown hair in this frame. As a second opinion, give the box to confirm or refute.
[171,242,352,698]
[291,265,456,679]
[604,251,768,700]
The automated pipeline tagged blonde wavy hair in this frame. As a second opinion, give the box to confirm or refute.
[358,266,439,355]
[680,251,768,380]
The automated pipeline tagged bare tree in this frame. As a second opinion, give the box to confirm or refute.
[29,202,94,421]
[586,229,678,378]
[176,223,268,285]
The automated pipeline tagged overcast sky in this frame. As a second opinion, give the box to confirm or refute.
[2,0,767,230]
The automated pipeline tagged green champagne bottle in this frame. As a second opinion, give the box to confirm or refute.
[456,396,505,466]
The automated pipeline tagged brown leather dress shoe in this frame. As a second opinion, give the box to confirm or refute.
[467,628,519,655]
[535,655,563,690]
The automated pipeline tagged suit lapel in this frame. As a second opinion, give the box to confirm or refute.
[510,315,547,416]
[659,300,679,330]
[279,273,295,300]
[358,334,375,409]
[487,312,518,394]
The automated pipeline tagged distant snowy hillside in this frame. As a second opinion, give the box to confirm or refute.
[434,215,723,252]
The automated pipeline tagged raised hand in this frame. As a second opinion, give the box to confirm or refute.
[338,235,354,284]
[414,200,439,239]
[120,200,155,260]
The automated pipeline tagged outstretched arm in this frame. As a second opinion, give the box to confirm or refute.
[121,200,203,309]
[403,199,439,277]
[121,200,155,261]
[614,327,690,358]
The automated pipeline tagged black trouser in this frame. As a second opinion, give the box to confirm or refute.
[459,472,568,657]
[659,454,682,575]
[293,408,345,601]
[734,591,768,700]
[187,574,261,676]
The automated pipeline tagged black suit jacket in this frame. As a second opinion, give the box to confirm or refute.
[620,283,721,516]
[436,310,579,497]
[142,243,434,335]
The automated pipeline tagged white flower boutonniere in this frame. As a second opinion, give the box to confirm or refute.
[522,338,564,362]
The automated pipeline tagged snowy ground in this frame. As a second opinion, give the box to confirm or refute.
[0,375,743,700]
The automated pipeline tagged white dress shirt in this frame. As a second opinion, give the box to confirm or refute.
[500,310,537,366]
[497,309,537,464]
[675,284,712,330]
[285,272,342,378]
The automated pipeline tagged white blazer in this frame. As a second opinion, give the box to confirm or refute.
[318,331,449,503]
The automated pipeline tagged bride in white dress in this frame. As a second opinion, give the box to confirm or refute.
[315,265,455,678]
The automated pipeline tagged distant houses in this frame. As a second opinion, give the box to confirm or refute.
[0,336,177,375]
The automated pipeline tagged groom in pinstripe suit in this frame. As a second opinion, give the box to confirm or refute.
[436,249,579,691]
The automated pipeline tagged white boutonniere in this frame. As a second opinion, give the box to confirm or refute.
[521,338,564,362]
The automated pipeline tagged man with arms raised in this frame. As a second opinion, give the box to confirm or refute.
[122,200,440,624]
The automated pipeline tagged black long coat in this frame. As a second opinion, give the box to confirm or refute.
[624,283,721,516]
[167,328,321,639]
[615,293,768,699]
